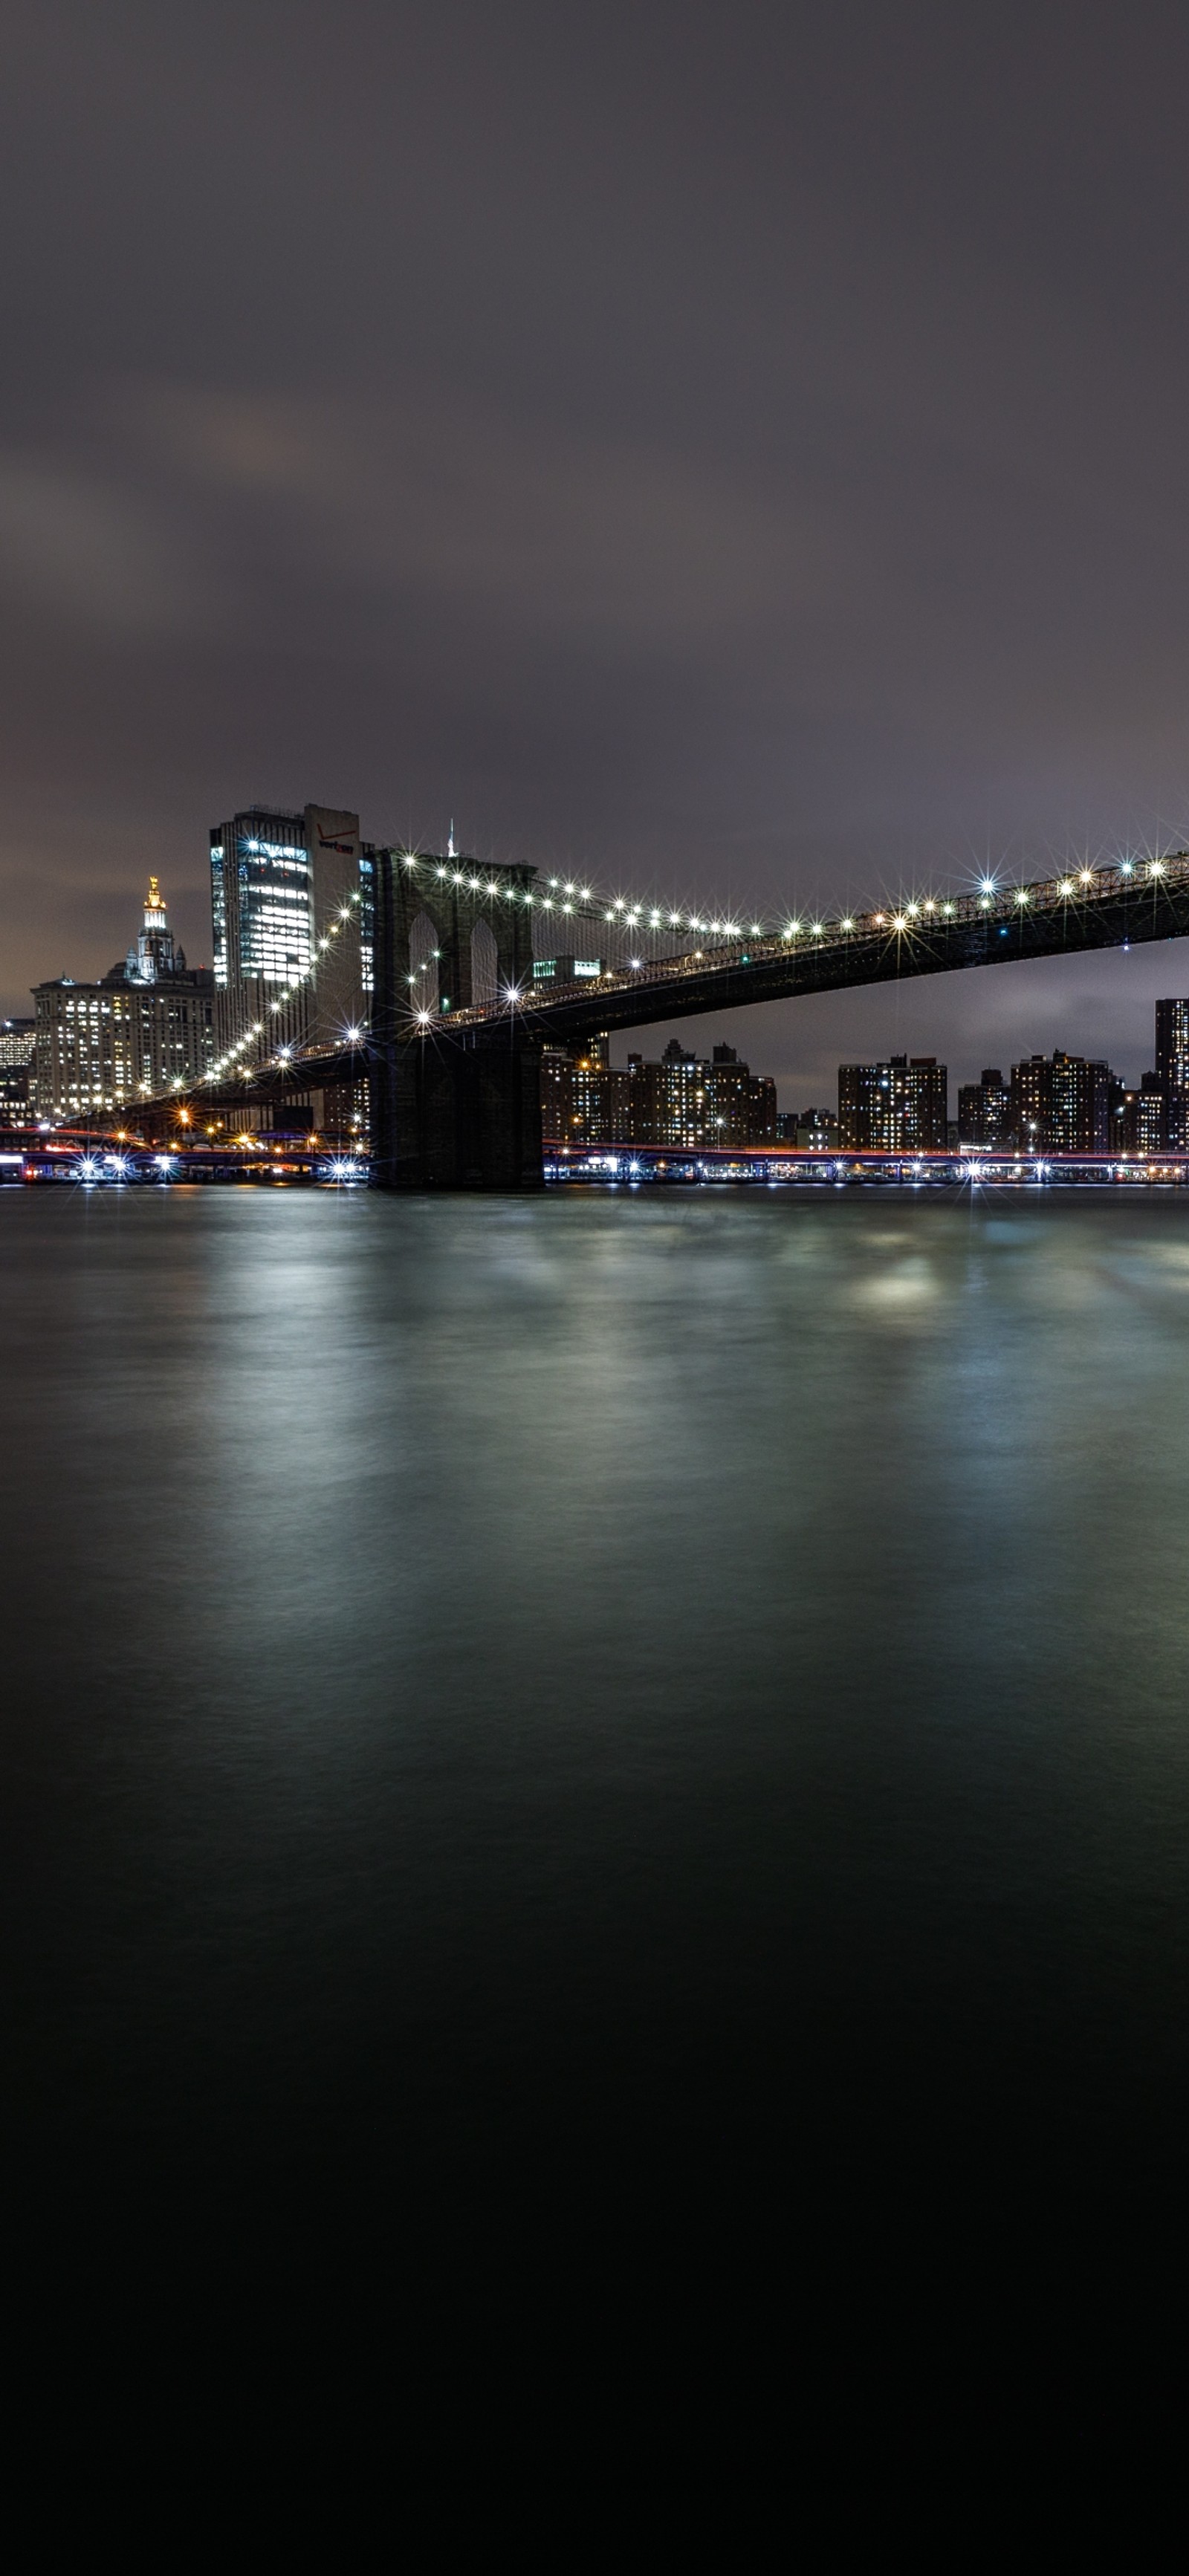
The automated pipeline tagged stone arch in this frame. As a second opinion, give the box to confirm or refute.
[470,917,499,1009]
[372,848,539,1039]
[409,909,439,1013]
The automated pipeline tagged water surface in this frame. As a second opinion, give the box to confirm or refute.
[4,1187,1188,2259]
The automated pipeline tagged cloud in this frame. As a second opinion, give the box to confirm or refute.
[142,384,861,649]
[0,454,216,635]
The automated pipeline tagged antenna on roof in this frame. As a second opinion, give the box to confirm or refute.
[447,820,456,860]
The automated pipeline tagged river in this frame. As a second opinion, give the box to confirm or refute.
[4,1186,1188,2283]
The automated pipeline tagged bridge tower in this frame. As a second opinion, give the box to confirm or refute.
[370,848,545,1187]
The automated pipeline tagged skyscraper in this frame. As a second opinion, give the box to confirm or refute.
[1155,1000,1189,1146]
[210,803,370,1065]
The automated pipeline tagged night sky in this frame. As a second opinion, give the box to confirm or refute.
[4,1,1189,1099]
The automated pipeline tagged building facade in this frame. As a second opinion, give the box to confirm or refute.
[0,1018,34,1125]
[1155,1000,1189,1146]
[33,882,213,1121]
[626,1039,776,1148]
[1136,1071,1165,1154]
[957,1068,1011,1146]
[540,1035,777,1149]
[777,1107,839,1148]
[540,1036,629,1145]
[210,802,372,1065]
[838,1055,948,1150]
[1008,1051,1111,1153]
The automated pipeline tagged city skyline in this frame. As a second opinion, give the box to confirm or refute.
[16,835,1189,1134]
[16,820,1189,1118]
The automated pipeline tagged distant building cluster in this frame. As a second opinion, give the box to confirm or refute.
[542,1036,777,1149]
[832,1005,1189,1155]
[956,1005,1189,1152]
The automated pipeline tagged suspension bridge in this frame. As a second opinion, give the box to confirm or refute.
[140,843,1189,1185]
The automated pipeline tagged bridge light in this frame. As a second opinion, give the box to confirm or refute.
[907,903,920,917]
[892,914,907,931]
[1120,860,1134,877]
[811,921,824,935]
[504,986,522,1004]
[841,916,855,931]
[1058,878,1075,896]
[436,866,447,878]
[1150,860,1166,877]
[979,897,991,909]
[943,902,955,915]
[670,912,682,927]
[629,956,643,970]
[416,1008,432,1026]
[1016,889,1029,905]
[580,886,592,902]
[403,854,417,868]
[1080,869,1094,884]
[923,899,936,913]
[486,880,499,896]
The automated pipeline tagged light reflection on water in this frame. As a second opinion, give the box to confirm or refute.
[3,1187,1189,2242]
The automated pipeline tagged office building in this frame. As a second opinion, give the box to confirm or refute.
[1155,1000,1189,1146]
[33,881,213,1120]
[838,1055,947,1150]
[210,802,372,1065]
[957,1068,1011,1146]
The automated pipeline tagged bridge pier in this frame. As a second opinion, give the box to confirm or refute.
[370,1032,545,1190]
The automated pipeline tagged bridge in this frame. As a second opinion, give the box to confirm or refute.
[146,843,1189,1184]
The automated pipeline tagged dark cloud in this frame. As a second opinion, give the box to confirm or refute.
[3,0,1189,1095]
